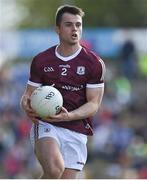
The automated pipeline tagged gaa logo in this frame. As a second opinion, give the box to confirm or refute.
[44,67,54,72]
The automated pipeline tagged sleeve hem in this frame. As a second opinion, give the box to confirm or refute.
[27,80,42,87]
[86,83,104,88]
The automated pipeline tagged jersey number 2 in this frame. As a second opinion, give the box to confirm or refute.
[61,68,67,76]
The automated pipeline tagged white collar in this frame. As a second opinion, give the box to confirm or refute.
[55,45,82,61]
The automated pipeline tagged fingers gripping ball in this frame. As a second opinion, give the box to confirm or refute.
[30,86,63,118]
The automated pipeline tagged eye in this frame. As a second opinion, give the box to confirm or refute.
[65,22,72,27]
[76,22,82,27]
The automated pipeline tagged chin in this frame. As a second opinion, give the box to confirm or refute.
[69,40,79,45]
[69,42,78,46]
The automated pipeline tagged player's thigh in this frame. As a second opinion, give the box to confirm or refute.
[35,137,64,170]
[61,168,79,179]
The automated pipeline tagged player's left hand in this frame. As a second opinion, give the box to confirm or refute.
[44,107,70,122]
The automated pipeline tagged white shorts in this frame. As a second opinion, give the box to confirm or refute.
[30,121,88,171]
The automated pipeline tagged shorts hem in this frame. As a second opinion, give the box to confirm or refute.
[39,135,60,147]
[64,165,84,171]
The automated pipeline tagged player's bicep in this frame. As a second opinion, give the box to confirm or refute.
[86,87,104,104]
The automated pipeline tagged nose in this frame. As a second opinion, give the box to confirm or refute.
[72,24,77,30]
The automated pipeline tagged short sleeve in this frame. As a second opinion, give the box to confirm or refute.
[28,57,42,87]
[87,58,106,88]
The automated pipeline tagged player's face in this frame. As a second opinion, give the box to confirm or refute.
[56,13,82,45]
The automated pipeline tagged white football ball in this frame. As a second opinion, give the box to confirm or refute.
[30,86,63,118]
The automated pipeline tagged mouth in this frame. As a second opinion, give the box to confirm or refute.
[72,33,78,38]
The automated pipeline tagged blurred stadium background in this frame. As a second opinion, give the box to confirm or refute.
[0,0,147,178]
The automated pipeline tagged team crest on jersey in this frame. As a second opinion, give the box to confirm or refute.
[76,66,85,75]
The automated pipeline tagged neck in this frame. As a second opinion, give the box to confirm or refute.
[57,43,81,57]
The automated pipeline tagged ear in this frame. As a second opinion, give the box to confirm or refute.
[55,26,59,34]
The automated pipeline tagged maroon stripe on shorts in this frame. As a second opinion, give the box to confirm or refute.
[34,124,39,141]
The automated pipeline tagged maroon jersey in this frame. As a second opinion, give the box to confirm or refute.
[28,45,105,135]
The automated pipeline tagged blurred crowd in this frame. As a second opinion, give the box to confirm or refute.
[86,40,147,179]
[0,42,147,178]
[0,63,42,178]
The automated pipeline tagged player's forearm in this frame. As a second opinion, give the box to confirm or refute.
[20,85,36,111]
[68,87,104,121]
[68,101,100,121]
[20,95,29,111]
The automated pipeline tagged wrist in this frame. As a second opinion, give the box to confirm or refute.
[68,111,75,121]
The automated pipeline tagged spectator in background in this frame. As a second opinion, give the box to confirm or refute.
[120,39,138,79]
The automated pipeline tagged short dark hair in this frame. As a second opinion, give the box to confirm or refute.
[55,5,85,26]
